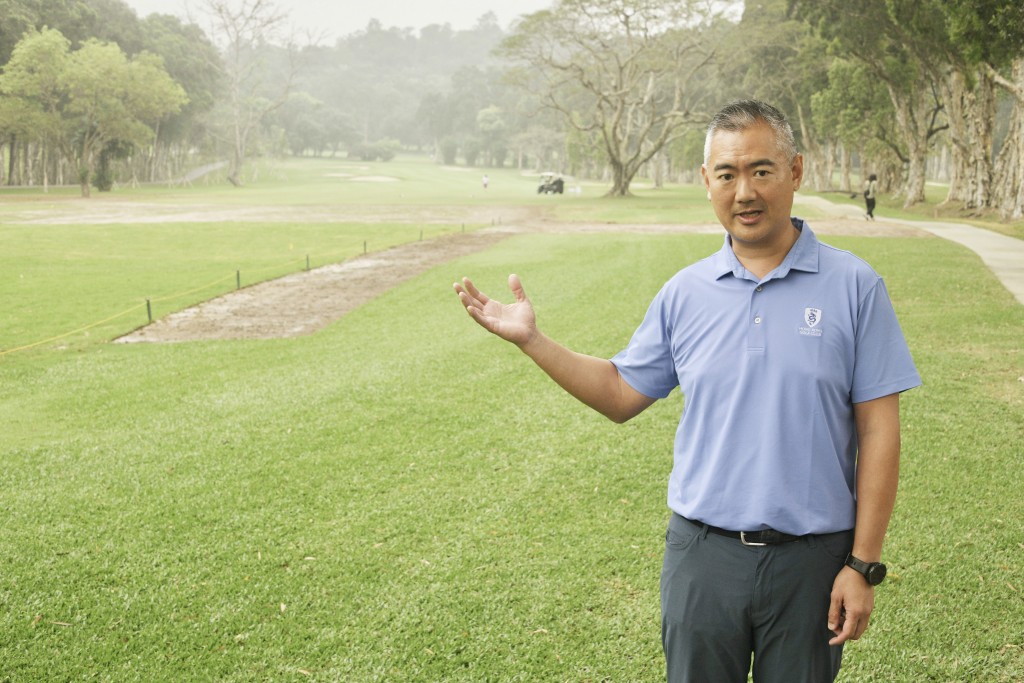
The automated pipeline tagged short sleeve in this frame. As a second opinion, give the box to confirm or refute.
[851,278,922,403]
[610,288,679,399]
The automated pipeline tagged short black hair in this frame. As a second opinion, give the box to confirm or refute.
[704,100,798,165]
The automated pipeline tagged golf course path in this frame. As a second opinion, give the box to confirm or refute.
[795,194,1024,307]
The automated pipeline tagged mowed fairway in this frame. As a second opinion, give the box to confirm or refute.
[1,157,1022,681]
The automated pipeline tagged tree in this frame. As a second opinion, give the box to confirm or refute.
[417,91,455,158]
[200,0,300,186]
[1,28,185,194]
[811,59,901,192]
[718,0,832,190]
[793,0,949,207]
[0,0,92,64]
[476,106,508,167]
[62,39,187,195]
[0,28,71,187]
[947,1,1024,217]
[140,13,223,180]
[500,0,729,196]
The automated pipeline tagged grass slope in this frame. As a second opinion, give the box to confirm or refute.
[1,159,1021,681]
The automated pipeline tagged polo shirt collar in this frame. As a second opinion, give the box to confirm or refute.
[711,217,820,281]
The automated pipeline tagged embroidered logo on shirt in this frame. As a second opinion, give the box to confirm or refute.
[800,308,823,337]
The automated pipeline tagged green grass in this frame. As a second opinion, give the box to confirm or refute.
[1,158,1022,681]
[0,154,569,209]
[0,219,468,353]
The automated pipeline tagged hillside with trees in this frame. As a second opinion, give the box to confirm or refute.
[1,0,1022,217]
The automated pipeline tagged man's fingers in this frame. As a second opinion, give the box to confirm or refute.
[827,596,843,635]
[829,615,863,646]
[461,277,489,305]
[828,607,870,646]
[827,595,848,646]
[508,273,527,304]
[454,279,487,312]
[455,289,477,313]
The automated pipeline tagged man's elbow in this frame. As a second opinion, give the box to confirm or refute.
[604,408,635,424]
[601,394,654,424]
[595,369,655,423]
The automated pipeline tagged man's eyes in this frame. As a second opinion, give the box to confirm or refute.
[716,170,770,181]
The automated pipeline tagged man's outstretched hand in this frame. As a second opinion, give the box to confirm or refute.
[453,274,537,347]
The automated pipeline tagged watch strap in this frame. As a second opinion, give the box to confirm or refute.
[845,553,885,585]
[845,554,871,574]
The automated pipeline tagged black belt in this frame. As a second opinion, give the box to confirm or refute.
[682,515,804,546]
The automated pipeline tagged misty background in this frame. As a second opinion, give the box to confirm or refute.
[1,0,1022,215]
[121,0,552,41]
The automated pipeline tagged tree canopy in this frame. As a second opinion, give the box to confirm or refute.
[500,0,732,196]
[0,0,1022,217]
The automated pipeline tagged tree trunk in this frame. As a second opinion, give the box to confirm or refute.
[795,103,828,191]
[25,141,35,186]
[652,151,665,189]
[839,143,852,192]
[888,88,929,206]
[227,144,243,186]
[605,158,632,197]
[941,66,995,210]
[942,68,968,205]
[7,135,16,186]
[824,141,835,189]
[991,58,1024,219]
[79,139,92,197]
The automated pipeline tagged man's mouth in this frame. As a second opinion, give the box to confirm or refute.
[736,210,763,225]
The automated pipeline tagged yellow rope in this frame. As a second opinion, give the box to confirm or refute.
[1,245,373,358]
[0,303,146,357]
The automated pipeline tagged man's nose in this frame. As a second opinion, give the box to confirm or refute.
[735,175,757,202]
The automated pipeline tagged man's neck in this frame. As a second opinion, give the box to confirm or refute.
[732,226,800,280]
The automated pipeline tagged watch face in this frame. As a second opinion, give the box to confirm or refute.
[866,563,887,586]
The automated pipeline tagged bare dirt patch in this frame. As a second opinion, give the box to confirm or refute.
[115,228,516,343]
[114,213,924,344]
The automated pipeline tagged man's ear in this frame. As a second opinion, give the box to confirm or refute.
[701,165,711,198]
[791,154,804,191]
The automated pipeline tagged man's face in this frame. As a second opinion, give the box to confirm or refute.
[701,122,803,253]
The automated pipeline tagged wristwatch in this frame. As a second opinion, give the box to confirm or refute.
[845,554,887,586]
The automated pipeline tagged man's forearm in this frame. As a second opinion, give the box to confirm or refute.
[518,331,653,423]
[851,394,902,561]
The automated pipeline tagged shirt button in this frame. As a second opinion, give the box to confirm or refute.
[754,316,762,324]
[756,286,763,292]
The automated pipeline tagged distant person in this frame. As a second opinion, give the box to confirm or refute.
[482,174,489,190]
[864,173,878,220]
[454,99,920,682]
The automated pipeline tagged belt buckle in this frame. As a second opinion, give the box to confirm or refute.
[740,531,768,547]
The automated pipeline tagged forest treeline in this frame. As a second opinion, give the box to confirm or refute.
[1,0,1022,217]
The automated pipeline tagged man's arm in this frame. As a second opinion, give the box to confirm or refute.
[828,392,902,645]
[454,275,656,423]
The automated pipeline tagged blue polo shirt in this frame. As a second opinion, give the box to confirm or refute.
[611,219,921,535]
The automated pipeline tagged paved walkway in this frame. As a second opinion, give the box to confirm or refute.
[796,194,1024,307]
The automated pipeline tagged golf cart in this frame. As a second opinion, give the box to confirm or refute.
[537,172,565,194]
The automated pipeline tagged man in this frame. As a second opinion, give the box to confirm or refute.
[453,100,920,682]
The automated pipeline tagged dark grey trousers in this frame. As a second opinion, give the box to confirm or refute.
[661,513,854,683]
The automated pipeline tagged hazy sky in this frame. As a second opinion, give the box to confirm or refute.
[122,0,555,40]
